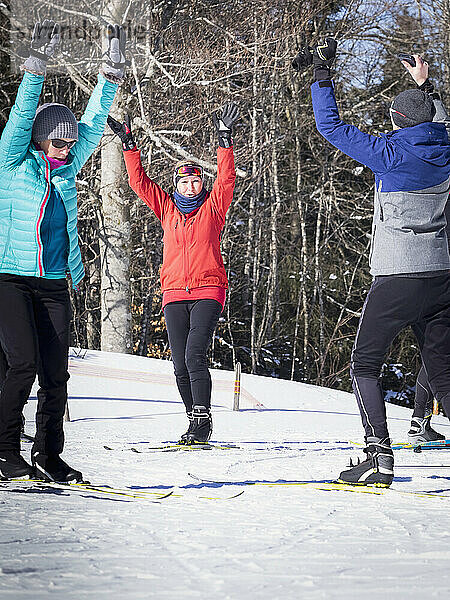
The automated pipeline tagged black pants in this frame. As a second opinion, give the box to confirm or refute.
[0,275,71,454]
[350,274,450,439]
[163,299,222,412]
[413,365,434,420]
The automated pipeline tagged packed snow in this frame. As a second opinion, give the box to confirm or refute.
[1,348,450,599]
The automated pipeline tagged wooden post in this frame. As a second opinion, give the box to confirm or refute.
[233,362,241,411]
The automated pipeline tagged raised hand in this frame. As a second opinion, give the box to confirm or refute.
[312,38,337,81]
[313,38,337,69]
[23,20,60,75]
[102,24,129,82]
[212,102,240,148]
[107,114,136,151]
[400,54,429,87]
[292,46,313,71]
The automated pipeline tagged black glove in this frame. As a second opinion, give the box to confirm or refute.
[418,78,434,94]
[212,102,240,148]
[107,115,136,151]
[102,24,129,81]
[291,46,313,71]
[313,38,337,81]
[23,20,60,75]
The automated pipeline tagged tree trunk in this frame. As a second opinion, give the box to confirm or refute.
[100,0,132,353]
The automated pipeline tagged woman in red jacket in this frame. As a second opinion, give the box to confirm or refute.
[108,103,239,443]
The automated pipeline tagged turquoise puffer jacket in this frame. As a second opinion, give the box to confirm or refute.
[0,71,118,286]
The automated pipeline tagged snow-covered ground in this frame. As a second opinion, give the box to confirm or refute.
[2,349,450,600]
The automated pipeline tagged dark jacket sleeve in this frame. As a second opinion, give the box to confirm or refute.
[311,81,399,175]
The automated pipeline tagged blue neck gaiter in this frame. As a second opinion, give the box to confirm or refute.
[173,188,208,214]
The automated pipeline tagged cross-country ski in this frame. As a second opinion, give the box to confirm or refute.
[1,6,450,600]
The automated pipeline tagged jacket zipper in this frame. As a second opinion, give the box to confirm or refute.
[36,155,51,276]
[377,181,384,222]
[183,216,190,292]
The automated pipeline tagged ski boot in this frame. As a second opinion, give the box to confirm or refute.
[0,450,34,480]
[185,405,212,445]
[408,416,445,443]
[338,436,394,487]
[32,452,83,483]
[178,411,194,445]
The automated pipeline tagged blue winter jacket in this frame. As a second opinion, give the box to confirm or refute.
[311,80,450,275]
[0,72,118,286]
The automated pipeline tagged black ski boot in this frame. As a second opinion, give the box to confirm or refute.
[178,411,194,445]
[0,450,33,480]
[408,416,445,443]
[338,437,394,487]
[185,405,212,444]
[32,452,83,483]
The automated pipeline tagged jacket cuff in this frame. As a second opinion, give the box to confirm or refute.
[314,67,332,82]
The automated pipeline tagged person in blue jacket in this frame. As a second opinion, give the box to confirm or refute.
[0,20,127,482]
[400,57,450,444]
[292,39,450,487]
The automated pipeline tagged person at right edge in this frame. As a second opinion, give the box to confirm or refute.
[292,40,450,486]
[107,104,238,444]
[400,57,450,444]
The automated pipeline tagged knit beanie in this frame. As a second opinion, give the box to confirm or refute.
[390,89,436,129]
[32,103,79,142]
[173,159,204,188]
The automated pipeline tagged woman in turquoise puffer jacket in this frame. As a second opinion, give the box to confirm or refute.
[0,20,127,483]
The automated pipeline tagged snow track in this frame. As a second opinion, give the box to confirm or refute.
[1,349,450,599]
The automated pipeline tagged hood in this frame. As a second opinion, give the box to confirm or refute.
[384,122,450,169]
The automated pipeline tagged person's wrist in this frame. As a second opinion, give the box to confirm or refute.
[122,138,136,151]
[218,132,232,148]
[100,68,124,84]
[418,78,434,93]
[22,56,47,75]
[314,66,331,81]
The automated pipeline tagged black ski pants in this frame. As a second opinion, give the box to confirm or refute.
[350,274,450,440]
[0,275,71,454]
[412,365,434,420]
[163,299,222,412]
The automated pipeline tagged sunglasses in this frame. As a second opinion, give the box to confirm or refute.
[175,165,203,178]
[51,138,77,149]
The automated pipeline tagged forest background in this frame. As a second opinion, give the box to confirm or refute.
[1,0,448,407]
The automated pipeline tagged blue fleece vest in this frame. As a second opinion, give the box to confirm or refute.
[40,186,69,278]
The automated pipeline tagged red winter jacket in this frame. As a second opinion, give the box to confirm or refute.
[123,147,236,292]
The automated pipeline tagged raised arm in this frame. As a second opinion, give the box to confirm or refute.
[209,102,239,220]
[70,24,127,174]
[70,74,118,174]
[107,114,170,220]
[311,82,398,174]
[401,54,450,138]
[292,38,398,174]
[123,150,170,220]
[0,20,59,169]
[209,147,236,221]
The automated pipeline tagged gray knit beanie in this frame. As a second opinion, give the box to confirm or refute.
[32,103,79,142]
[390,89,436,128]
